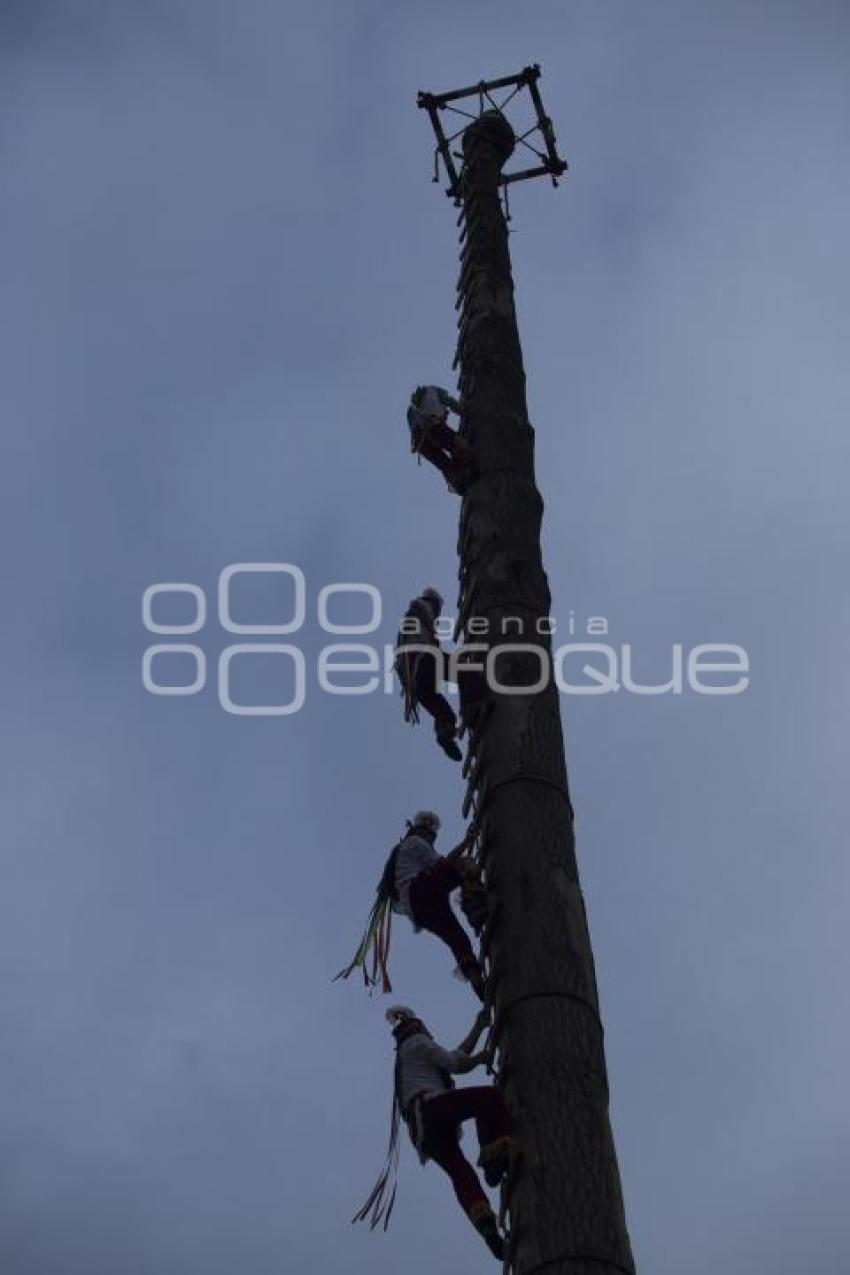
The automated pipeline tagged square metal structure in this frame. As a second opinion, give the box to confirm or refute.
[417,64,567,199]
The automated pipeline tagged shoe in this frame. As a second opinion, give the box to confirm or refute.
[479,1135,516,1188]
[436,731,463,762]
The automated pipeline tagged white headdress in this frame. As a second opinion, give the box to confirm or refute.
[421,586,444,613]
[385,1005,417,1027]
[411,810,441,834]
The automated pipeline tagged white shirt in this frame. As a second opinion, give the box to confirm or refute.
[396,1033,467,1111]
[406,385,460,437]
[392,833,440,922]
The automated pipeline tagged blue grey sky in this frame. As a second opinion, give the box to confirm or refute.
[1,2,848,1272]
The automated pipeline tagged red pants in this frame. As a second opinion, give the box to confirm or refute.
[413,419,472,487]
[419,1087,512,1217]
[413,650,457,735]
[409,859,478,976]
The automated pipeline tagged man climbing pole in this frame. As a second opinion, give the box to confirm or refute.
[395,586,462,762]
[407,384,474,494]
[354,1004,514,1262]
[335,810,486,1000]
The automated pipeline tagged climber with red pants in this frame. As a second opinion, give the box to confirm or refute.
[395,586,463,762]
[407,384,474,494]
[335,810,486,1000]
[353,1005,514,1261]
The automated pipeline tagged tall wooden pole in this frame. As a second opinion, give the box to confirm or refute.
[455,110,635,1275]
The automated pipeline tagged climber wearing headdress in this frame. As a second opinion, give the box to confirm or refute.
[395,586,462,762]
[407,384,474,494]
[335,810,486,1000]
[353,1004,514,1261]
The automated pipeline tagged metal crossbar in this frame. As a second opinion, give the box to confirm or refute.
[417,64,567,201]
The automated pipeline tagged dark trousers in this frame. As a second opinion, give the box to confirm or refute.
[414,419,472,487]
[413,650,457,736]
[420,1087,512,1218]
[408,858,478,976]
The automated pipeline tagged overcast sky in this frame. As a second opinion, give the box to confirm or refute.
[1,2,848,1272]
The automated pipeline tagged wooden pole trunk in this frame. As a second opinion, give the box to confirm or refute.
[455,110,635,1275]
